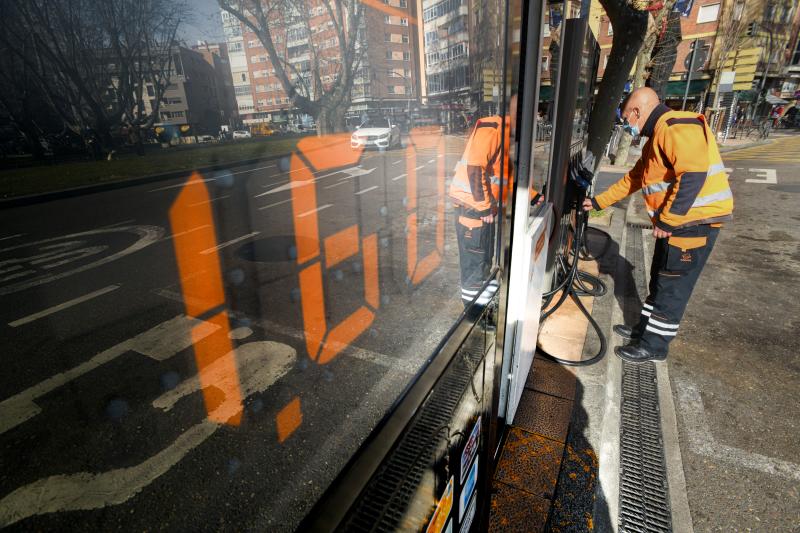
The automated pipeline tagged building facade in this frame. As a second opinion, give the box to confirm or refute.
[220,1,421,129]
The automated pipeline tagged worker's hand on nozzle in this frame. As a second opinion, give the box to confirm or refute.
[481,205,498,223]
[653,226,672,239]
[582,198,594,212]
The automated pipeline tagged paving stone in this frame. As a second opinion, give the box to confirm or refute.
[494,427,563,500]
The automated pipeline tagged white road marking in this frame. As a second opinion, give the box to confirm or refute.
[258,198,293,210]
[148,178,215,193]
[356,185,378,195]
[229,164,277,175]
[414,165,425,171]
[255,179,314,197]
[0,226,164,296]
[0,339,296,528]
[0,420,220,528]
[9,285,121,328]
[30,246,107,268]
[392,173,407,181]
[200,231,259,254]
[99,220,136,229]
[0,270,35,283]
[0,315,218,435]
[391,159,403,165]
[153,341,296,412]
[0,234,23,242]
[298,204,332,218]
[437,154,444,158]
[427,158,435,163]
[0,264,24,276]
[161,225,211,242]
[324,181,350,190]
[675,379,800,482]
[745,168,777,184]
[189,194,229,207]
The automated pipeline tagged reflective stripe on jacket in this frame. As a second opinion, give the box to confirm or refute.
[594,109,733,232]
[449,116,510,215]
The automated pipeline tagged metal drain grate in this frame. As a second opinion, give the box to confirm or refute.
[340,335,486,532]
[619,225,672,533]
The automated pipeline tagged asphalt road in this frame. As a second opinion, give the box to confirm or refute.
[664,135,800,532]
[0,137,471,530]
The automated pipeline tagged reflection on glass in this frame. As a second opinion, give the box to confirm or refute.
[0,0,512,529]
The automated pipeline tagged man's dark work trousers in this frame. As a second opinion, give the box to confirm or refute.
[634,224,720,355]
[455,211,495,308]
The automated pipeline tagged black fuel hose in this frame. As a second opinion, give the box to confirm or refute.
[538,206,611,366]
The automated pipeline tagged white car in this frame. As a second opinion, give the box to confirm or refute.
[196,135,215,143]
[232,130,252,139]
[351,117,401,149]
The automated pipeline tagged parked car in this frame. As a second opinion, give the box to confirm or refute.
[350,117,401,149]
[197,135,216,143]
[232,130,252,139]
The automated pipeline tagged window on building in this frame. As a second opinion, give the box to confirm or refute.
[425,31,438,45]
[384,15,391,24]
[234,86,252,96]
[248,40,260,48]
[385,33,391,42]
[542,55,550,70]
[229,42,243,52]
[403,51,410,61]
[146,85,155,97]
[400,0,407,6]
[401,18,408,26]
[388,85,395,94]
[697,3,720,23]
[402,34,409,43]
[792,38,800,65]
[386,50,393,60]
[241,73,247,82]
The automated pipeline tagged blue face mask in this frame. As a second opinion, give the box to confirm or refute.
[622,118,639,137]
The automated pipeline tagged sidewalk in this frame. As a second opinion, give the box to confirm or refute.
[488,194,691,532]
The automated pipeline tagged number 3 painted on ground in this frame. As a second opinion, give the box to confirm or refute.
[290,135,380,365]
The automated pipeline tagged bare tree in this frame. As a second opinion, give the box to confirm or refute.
[219,0,364,134]
[97,0,185,155]
[0,0,186,157]
[586,0,649,166]
[614,0,678,166]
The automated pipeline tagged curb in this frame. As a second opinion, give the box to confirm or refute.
[718,138,772,153]
[0,153,284,209]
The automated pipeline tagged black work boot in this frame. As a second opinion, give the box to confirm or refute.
[613,324,639,341]
[614,345,667,364]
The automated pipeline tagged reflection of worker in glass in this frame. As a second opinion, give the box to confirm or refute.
[449,113,511,309]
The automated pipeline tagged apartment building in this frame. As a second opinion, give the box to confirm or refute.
[192,42,239,129]
[141,46,228,135]
[220,0,420,128]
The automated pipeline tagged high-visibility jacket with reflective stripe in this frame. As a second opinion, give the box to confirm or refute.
[594,109,733,232]
[449,115,511,215]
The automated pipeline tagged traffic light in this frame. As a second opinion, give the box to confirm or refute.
[746,21,757,36]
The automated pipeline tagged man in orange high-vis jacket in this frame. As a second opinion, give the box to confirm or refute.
[583,87,733,363]
[450,114,511,309]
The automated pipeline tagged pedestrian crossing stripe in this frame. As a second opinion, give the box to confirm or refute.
[723,137,800,161]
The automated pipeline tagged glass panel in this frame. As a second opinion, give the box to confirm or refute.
[0,0,515,529]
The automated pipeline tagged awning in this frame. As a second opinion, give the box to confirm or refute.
[765,94,789,105]
[665,79,710,97]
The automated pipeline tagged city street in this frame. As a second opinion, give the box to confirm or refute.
[664,135,800,531]
[0,137,471,530]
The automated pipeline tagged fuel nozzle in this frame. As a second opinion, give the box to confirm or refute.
[568,150,596,191]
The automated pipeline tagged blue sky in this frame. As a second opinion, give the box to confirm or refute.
[180,0,226,45]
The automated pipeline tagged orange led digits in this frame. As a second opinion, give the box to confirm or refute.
[169,173,243,425]
[406,128,446,285]
[291,135,379,365]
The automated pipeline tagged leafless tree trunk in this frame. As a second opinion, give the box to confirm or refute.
[219,0,364,134]
[0,0,185,157]
[586,0,649,167]
[614,0,678,167]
